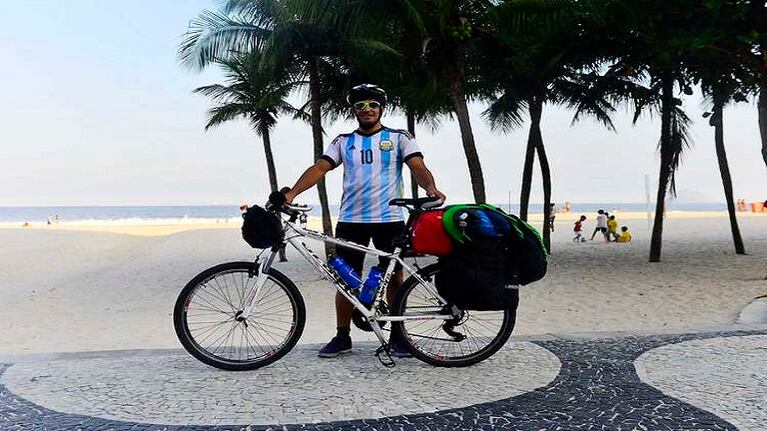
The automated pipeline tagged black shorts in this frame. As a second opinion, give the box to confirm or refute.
[594,227,607,233]
[335,221,405,275]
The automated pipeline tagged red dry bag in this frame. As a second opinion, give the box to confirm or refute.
[410,210,453,256]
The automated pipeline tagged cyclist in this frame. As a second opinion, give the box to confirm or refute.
[281,83,446,358]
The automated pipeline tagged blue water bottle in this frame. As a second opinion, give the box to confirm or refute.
[359,266,384,306]
[328,256,362,290]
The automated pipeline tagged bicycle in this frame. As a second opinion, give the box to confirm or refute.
[173,196,517,370]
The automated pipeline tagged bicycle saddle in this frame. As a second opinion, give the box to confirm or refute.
[388,197,442,209]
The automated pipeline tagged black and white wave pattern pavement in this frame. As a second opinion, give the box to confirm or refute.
[1,328,765,431]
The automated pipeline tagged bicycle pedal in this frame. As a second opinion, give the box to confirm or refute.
[374,344,396,368]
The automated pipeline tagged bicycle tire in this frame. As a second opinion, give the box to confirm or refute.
[392,263,516,367]
[173,261,306,371]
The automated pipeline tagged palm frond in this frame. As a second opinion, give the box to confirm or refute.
[178,9,271,70]
[482,92,528,133]
[665,105,693,196]
[204,103,250,130]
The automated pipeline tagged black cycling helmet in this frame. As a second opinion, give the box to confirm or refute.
[347,83,387,106]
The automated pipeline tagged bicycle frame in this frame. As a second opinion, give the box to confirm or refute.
[238,212,455,347]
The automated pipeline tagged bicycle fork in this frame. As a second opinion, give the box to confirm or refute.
[236,249,278,321]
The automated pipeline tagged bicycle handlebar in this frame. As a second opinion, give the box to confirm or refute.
[266,189,443,218]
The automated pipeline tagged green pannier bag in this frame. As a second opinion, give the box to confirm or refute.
[442,204,548,286]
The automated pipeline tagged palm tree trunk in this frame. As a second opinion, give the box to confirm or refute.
[308,57,334,257]
[262,131,279,193]
[519,97,538,221]
[650,72,674,263]
[447,78,486,203]
[529,98,552,253]
[406,111,419,198]
[758,83,767,169]
[262,131,287,261]
[712,96,746,255]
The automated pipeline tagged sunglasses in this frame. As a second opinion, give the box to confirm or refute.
[353,100,381,110]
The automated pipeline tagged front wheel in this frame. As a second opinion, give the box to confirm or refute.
[173,261,306,371]
[392,263,517,367]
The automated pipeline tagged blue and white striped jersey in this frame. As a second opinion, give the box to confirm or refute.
[321,127,422,223]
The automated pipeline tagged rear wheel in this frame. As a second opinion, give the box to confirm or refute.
[173,261,305,371]
[392,263,516,367]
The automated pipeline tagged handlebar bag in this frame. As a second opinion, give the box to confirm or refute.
[241,205,283,249]
[410,209,453,256]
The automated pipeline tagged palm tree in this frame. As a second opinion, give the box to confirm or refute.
[598,0,702,262]
[686,2,753,255]
[482,0,623,252]
[702,85,747,255]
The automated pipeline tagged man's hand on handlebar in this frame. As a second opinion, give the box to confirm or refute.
[268,190,287,208]
[267,186,293,208]
[426,187,447,204]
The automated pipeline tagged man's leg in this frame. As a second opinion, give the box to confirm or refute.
[371,221,410,357]
[386,268,404,305]
[318,222,370,358]
[333,222,370,325]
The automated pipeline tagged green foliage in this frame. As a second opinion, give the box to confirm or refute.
[179,0,763,200]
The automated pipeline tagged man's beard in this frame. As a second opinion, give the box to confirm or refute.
[356,111,381,130]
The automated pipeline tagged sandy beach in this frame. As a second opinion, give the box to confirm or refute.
[1,212,765,356]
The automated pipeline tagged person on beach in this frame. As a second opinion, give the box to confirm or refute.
[607,214,619,242]
[280,84,446,359]
[616,226,632,242]
[590,209,608,241]
[573,215,586,242]
[548,203,557,232]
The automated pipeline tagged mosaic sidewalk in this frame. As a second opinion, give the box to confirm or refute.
[1,326,765,430]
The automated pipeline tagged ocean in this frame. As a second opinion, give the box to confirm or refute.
[0,202,730,225]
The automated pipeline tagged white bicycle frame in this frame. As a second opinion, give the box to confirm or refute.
[238,209,456,347]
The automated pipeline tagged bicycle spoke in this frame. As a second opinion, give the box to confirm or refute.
[203,279,235,311]
[191,290,231,314]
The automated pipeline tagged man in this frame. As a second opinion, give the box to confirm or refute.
[282,84,446,358]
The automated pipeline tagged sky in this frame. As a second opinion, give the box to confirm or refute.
[1,0,766,207]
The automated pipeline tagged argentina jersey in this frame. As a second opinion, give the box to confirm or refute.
[320,127,423,223]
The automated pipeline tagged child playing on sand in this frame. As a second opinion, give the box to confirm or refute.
[590,209,608,241]
[616,226,632,243]
[607,215,619,241]
[573,215,586,242]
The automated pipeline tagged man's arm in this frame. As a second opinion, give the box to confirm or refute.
[405,156,446,202]
[284,159,334,203]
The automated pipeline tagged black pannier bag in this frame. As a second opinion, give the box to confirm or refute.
[501,212,548,286]
[435,204,546,311]
[241,205,283,249]
[435,238,519,311]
